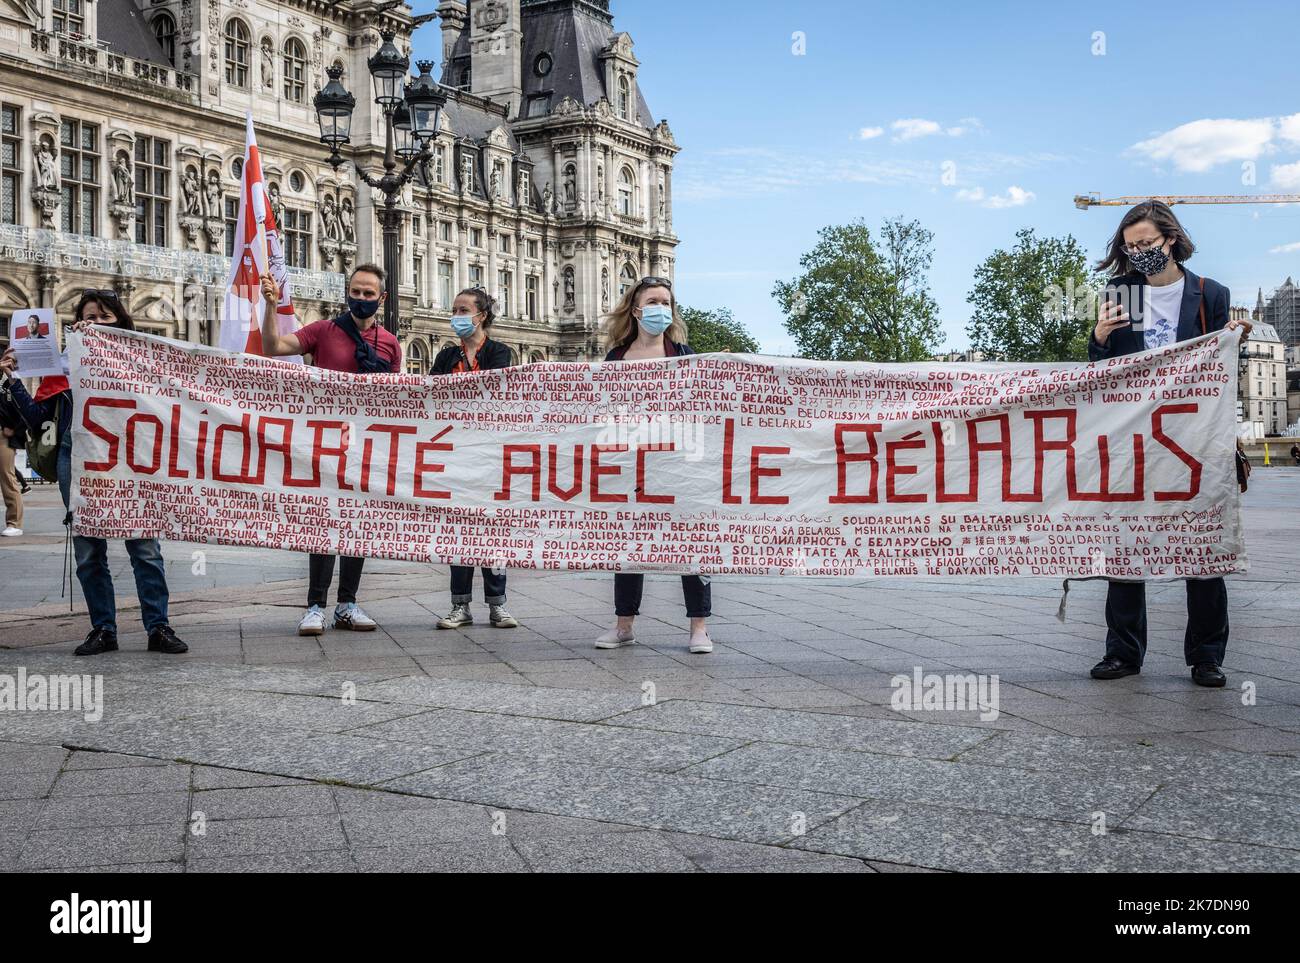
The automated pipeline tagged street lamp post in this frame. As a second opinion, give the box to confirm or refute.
[313,30,447,337]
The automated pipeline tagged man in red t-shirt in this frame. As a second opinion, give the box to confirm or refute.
[259,263,402,638]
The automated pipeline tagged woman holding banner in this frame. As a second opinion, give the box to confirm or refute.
[1088,200,1249,688]
[0,291,187,656]
[596,277,714,655]
[430,287,520,631]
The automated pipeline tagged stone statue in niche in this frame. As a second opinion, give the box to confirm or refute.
[180,167,202,216]
[260,38,274,88]
[563,268,575,310]
[33,139,57,191]
[110,153,133,205]
[203,170,222,220]
[601,269,609,311]
[563,166,575,205]
[340,198,355,242]
[596,164,605,207]
[267,182,284,228]
[321,194,341,241]
[659,176,667,220]
[489,164,502,201]
[460,152,473,191]
[542,181,553,214]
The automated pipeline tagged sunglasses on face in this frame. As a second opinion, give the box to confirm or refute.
[636,276,672,291]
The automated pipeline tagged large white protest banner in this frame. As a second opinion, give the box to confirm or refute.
[67,326,1245,579]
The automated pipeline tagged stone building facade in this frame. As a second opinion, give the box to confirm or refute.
[0,0,679,368]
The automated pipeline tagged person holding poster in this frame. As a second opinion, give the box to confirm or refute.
[0,292,187,656]
[259,264,401,636]
[430,288,519,630]
[7,308,63,379]
[1089,200,1249,688]
[595,277,714,655]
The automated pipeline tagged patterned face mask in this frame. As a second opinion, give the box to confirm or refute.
[1129,245,1171,276]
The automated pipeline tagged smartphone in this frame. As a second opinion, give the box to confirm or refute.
[1104,283,1142,334]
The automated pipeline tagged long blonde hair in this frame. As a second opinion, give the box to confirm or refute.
[602,280,688,350]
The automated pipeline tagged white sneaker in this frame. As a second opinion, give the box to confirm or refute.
[334,603,377,631]
[594,628,636,650]
[688,632,714,655]
[1,527,21,537]
[437,603,473,629]
[489,604,519,628]
[298,605,326,636]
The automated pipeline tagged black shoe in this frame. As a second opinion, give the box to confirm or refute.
[1192,662,1226,687]
[147,625,188,654]
[74,627,118,656]
[1090,656,1140,680]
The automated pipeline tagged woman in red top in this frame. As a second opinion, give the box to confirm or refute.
[432,288,518,630]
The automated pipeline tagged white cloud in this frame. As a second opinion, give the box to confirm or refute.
[1271,161,1300,189]
[1269,241,1300,254]
[673,147,934,202]
[1279,113,1300,146]
[954,185,1035,209]
[892,118,943,142]
[1128,117,1275,172]
[858,126,884,140]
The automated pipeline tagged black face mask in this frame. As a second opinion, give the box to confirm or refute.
[1129,246,1171,276]
[347,296,381,320]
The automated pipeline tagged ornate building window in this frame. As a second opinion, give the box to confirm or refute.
[1,104,21,225]
[617,75,631,120]
[224,195,239,256]
[618,166,635,216]
[468,264,483,288]
[439,220,452,242]
[619,263,637,297]
[434,144,446,184]
[282,208,311,268]
[413,255,424,300]
[438,261,453,308]
[134,135,168,245]
[152,13,177,67]
[405,339,428,375]
[499,233,511,254]
[526,275,538,321]
[527,239,538,259]
[224,19,251,88]
[59,118,98,236]
[283,38,307,103]
[52,0,85,36]
[499,271,512,318]
[470,227,483,248]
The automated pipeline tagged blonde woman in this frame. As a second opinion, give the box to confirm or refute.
[596,277,713,655]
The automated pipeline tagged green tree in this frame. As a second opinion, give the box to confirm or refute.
[679,305,761,354]
[772,217,943,362]
[966,228,1102,362]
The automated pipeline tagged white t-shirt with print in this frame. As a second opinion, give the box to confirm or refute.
[1143,276,1185,351]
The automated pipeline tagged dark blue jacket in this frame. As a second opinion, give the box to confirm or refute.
[3,377,72,438]
[1089,266,1229,361]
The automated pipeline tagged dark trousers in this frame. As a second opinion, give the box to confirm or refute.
[1104,578,1228,668]
[450,565,506,605]
[308,554,364,607]
[615,574,712,619]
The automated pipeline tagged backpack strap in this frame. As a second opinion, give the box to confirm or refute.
[1199,276,1207,335]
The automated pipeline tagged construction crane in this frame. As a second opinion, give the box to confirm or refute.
[1075,192,1300,210]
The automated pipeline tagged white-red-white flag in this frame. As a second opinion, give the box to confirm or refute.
[218,113,300,359]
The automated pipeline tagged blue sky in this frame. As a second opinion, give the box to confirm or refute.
[411,0,1300,353]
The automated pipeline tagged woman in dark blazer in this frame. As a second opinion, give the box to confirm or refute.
[431,287,519,631]
[595,277,713,655]
[1089,200,1250,687]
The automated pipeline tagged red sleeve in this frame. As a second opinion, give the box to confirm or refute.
[294,319,325,355]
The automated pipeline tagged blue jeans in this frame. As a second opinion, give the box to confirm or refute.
[58,433,170,634]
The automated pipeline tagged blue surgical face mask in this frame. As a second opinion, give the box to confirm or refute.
[451,313,478,339]
[638,304,672,335]
[348,296,381,320]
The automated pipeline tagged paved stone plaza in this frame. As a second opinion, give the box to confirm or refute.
[1,471,1298,873]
